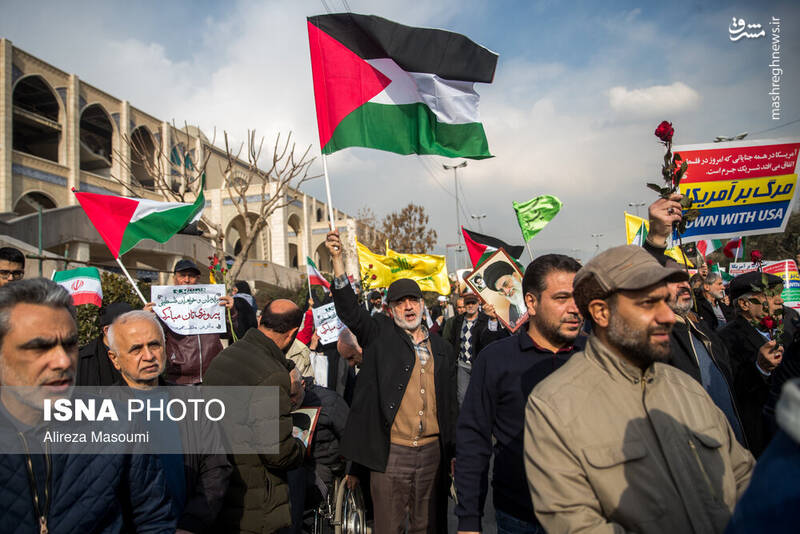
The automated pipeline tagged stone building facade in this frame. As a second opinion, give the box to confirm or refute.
[0,39,367,286]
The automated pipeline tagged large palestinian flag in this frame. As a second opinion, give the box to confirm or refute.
[462,227,524,268]
[73,185,205,259]
[308,13,497,159]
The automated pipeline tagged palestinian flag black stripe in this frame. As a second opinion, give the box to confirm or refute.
[462,227,524,267]
[307,13,497,159]
[308,13,497,82]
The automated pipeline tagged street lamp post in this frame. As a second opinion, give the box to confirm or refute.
[470,213,486,232]
[628,202,646,217]
[591,233,604,256]
[713,132,748,143]
[444,161,468,268]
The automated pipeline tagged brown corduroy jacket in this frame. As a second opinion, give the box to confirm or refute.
[524,334,754,534]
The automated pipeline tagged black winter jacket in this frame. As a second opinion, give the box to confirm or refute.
[718,315,780,457]
[0,406,175,533]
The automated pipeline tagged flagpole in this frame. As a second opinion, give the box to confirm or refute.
[524,241,534,262]
[115,257,147,305]
[322,154,336,231]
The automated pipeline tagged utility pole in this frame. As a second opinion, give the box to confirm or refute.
[591,233,604,256]
[628,202,646,218]
[470,213,487,232]
[443,161,468,268]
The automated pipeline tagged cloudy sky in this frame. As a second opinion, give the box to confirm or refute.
[3,0,799,267]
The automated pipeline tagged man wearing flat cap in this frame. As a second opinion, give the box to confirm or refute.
[325,230,457,533]
[524,245,754,534]
[718,271,788,457]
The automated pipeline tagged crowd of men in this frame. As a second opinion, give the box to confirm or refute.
[0,190,798,534]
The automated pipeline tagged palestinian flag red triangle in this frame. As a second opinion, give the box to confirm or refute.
[308,20,391,149]
[462,227,525,268]
[307,13,497,159]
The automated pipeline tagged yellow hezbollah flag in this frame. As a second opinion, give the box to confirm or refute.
[357,241,451,295]
[624,213,693,267]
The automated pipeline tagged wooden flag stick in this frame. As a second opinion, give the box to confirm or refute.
[115,257,147,304]
[322,154,336,231]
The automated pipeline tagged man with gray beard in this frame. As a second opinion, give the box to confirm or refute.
[325,230,458,533]
[524,246,754,534]
[697,271,734,332]
[664,273,746,446]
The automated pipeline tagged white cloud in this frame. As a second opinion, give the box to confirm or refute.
[608,82,701,116]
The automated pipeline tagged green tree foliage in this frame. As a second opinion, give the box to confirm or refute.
[77,272,150,346]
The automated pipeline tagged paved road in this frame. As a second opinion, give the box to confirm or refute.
[447,456,498,534]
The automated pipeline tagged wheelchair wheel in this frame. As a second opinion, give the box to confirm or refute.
[333,477,369,534]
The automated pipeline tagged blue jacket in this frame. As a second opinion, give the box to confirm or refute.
[0,410,176,533]
[455,328,581,531]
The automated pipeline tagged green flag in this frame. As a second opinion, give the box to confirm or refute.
[512,195,563,241]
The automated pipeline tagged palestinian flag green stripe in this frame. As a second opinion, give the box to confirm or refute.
[323,102,491,159]
[118,201,204,257]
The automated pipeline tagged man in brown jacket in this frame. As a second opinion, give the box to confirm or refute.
[524,245,754,534]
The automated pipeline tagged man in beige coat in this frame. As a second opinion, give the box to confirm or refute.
[524,245,754,534]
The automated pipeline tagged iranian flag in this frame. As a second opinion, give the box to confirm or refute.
[53,267,103,307]
[723,237,745,260]
[73,185,204,258]
[462,227,524,268]
[695,239,723,258]
[308,13,497,159]
[307,257,331,289]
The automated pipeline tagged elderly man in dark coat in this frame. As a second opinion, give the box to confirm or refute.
[325,230,458,534]
[718,271,788,457]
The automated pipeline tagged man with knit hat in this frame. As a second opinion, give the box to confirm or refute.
[524,245,754,534]
[325,230,457,533]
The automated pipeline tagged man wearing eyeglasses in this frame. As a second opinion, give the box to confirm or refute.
[0,247,25,286]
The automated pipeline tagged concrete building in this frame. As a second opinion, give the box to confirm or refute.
[0,38,369,289]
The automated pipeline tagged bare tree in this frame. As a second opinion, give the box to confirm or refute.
[220,130,316,282]
[113,123,318,286]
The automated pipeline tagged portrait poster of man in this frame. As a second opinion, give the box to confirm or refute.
[291,407,321,452]
[465,249,528,332]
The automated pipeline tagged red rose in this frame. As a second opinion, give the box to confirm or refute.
[371,274,377,280]
[750,250,763,263]
[368,264,374,269]
[654,121,674,143]
[760,316,776,331]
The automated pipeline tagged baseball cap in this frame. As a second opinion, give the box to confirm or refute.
[462,293,479,304]
[174,259,201,275]
[386,279,423,302]
[574,245,688,294]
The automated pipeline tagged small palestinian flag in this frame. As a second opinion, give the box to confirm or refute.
[307,257,331,289]
[462,227,524,268]
[73,179,205,258]
[53,267,103,307]
[308,13,497,159]
[630,223,648,247]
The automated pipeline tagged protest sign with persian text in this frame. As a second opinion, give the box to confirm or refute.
[152,284,227,335]
[312,302,345,345]
[728,260,799,310]
[673,139,799,241]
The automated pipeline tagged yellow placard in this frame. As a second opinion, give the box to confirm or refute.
[680,174,796,210]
